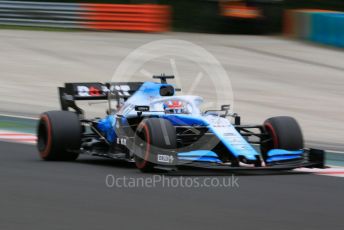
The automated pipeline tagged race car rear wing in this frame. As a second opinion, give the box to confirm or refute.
[58,82,143,114]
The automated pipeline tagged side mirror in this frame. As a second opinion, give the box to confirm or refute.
[221,105,230,111]
[234,115,241,125]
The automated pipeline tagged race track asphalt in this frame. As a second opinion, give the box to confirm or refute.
[1,141,343,230]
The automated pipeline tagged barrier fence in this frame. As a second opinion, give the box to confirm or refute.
[0,0,170,32]
[284,9,344,48]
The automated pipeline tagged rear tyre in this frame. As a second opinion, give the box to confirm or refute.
[134,118,177,173]
[37,111,81,161]
[261,116,304,158]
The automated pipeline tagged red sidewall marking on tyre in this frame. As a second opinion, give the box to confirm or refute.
[136,124,151,169]
[39,115,52,158]
[264,122,279,148]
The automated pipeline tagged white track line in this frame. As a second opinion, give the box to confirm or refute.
[325,149,344,154]
[0,113,38,120]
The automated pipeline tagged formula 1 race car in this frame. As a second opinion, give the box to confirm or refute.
[37,75,325,172]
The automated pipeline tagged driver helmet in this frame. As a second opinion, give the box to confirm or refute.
[163,100,186,114]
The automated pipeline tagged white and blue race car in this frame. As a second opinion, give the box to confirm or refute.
[37,75,325,172]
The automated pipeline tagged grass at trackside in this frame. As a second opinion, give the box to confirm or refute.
[0,25,85,32]
[327,153,344,167]
[0,121,33,128]
[0,121,35,133]
[0,117,36,134]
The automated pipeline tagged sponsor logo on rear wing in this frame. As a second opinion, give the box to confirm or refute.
[64,82,108,100]
[60,82,144,100]
[58,82,143,114]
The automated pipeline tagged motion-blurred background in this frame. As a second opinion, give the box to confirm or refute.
[0,0,343,38]
[0,0,343,148]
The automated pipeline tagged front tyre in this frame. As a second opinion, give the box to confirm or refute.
[261,116,304,158]
[37,111,81,161]
[134,118,177,173]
